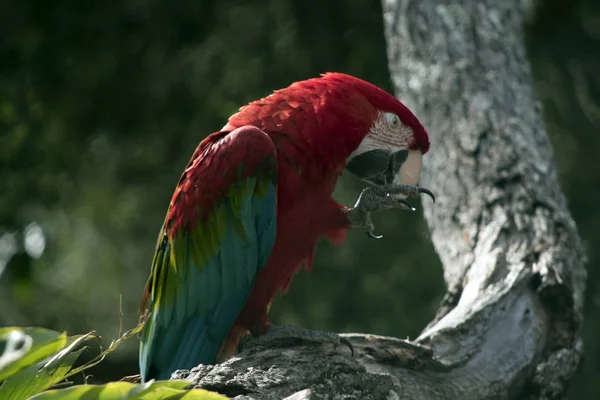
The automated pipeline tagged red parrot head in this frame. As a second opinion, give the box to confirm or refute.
[225,72,430,189]
[321,73,430,189]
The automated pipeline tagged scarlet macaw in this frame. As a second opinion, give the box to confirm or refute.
[138,73,433,381]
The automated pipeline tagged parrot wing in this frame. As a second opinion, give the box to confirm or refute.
[138,126,278,381]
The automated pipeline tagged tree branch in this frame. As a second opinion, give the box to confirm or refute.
[382,0,586,397]
[174,0,586,398]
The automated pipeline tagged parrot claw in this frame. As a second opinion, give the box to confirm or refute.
[244,324,354,357]
[367,231,384,240]
[417,187,436,204]
[345,184,435,239]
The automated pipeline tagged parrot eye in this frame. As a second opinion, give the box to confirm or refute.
[385,113,401,130]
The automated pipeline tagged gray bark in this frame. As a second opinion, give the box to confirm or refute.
[173,0,587,399]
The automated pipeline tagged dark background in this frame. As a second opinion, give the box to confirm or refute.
[1,0,597,397]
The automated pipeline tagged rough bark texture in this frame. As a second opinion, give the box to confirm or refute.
[383,0,586,397]
[173,1,587,399]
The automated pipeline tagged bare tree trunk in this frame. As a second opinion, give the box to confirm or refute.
[381,0,586,398]
[175,1,586,399]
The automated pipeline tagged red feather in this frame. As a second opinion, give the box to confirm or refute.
[208,73,429,357]
[166,129,277,239]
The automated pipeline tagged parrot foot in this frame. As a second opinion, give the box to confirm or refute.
[346,184,435,239]
[243,325,354,357]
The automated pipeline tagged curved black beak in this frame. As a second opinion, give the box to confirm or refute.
[346,149,409,186]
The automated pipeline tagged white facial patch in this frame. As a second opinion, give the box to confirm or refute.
[370,112,413,151]
[347,136,382,161]
[347,112,414,164]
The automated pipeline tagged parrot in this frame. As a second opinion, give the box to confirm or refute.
[137,72,434,382]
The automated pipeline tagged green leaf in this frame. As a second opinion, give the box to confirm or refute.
[0,347,85,400]
[28,380,228,400]
[0,332,95,399]
[40,332,98,372]
[0,327,67,382]
[0,325,225,400]
[61,323,143,381]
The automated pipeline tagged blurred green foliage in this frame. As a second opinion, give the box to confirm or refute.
[0,0,597,397]
[0,326,224,399]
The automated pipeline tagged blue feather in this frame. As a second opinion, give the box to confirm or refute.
[139,177,277,382]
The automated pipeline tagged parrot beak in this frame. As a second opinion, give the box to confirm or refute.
[346,149,423,190]
[391,149,422,198]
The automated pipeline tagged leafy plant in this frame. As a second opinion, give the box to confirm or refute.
[0,326,226,400]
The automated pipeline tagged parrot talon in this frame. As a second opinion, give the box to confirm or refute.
[346,184,434,237]
[338,336,355,357]
[367,183,435,201]
[367,231,383,240]
[418,187,436,203]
